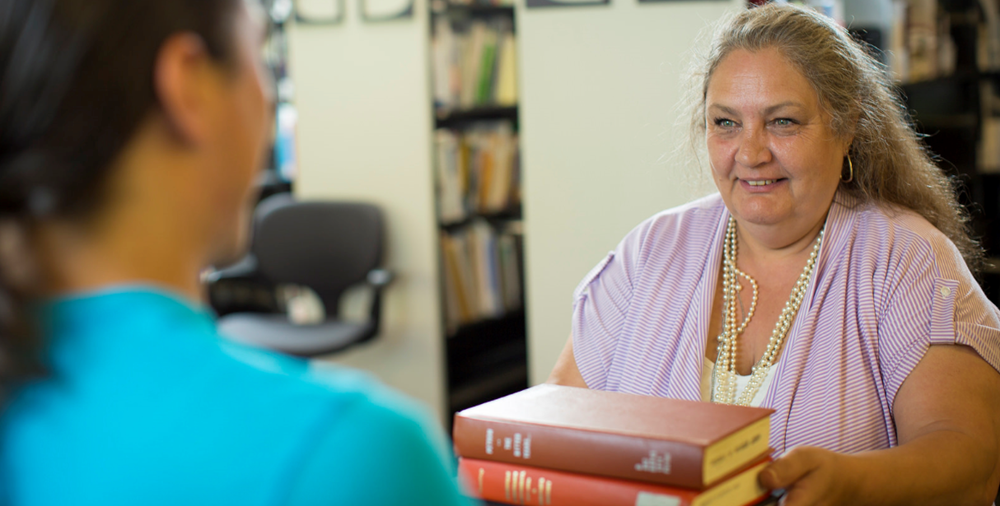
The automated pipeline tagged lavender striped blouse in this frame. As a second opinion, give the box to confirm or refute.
[572,193,1000,455]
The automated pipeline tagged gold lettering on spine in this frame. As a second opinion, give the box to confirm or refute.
[536,478,546,505]
[478,468,485,495]
[511,470,519,503]
[505,471,512,502]
[518,470,527,504]
[511,471,517,503]
[525,477,532,505]
[513,470,519,503]
[545,479,552,505]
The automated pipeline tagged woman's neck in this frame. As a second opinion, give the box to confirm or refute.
[35,217,207,303]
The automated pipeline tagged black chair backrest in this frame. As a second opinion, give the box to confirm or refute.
[252,195,384,308]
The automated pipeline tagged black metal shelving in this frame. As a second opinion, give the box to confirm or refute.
[430,0,528,423]
[434,105,519,129]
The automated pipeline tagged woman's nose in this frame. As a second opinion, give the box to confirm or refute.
[735,127,772,168]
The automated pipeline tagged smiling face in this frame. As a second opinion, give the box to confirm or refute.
[706,47,850,246]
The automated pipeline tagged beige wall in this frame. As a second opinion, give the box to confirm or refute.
[517,0,743,384]
[288,5,447,420]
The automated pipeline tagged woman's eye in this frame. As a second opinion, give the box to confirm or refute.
[714,118,736,128]
[773,118,796,127]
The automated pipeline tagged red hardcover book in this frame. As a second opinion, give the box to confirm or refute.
[459,457,772,506]
[453,384,773,489]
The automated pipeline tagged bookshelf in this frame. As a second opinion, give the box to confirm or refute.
[429,0,528,421]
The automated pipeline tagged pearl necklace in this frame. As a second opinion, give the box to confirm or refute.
[713,216,824,406]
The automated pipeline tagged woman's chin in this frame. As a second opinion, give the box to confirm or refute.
[729,202,792,228]
[735,215,787,228]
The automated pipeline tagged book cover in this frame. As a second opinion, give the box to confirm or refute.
[461,23,487,108]
[484,122,514,212]
[452,231,479,322]
[459,457,771,506]
[435,130,465,223]
[494,26,517,106]
[440,232,464,333]
[498,233,521,311]
[433,18,457,108]
[454,384,773,490]
[476,28,499,105]
[467,219,502,318]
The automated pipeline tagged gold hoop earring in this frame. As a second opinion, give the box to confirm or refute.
[841,155,854,183]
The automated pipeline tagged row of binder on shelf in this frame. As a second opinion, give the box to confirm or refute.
[435,121,520,224]
[432,17,517,111]
[440,220,523,335]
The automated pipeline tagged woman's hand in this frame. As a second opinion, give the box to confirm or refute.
[759,446,863,506]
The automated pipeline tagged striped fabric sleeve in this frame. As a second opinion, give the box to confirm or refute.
[948,258,1000,374]
[918,231,1000,375]
[571,221,650,390]
[877,230,1000,407]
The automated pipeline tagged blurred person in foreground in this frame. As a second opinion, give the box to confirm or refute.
[548,4,1000,505]
[0,1,475,504]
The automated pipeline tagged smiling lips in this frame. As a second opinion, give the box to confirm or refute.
[743,178,784,186]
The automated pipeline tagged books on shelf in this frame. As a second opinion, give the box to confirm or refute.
[459,456,771,506]
[435,121,520,224]
[453,384,773,490]
[433,17,518,110]
[441,220,523,333]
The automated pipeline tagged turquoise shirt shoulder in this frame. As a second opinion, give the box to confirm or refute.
[0,288,476,506]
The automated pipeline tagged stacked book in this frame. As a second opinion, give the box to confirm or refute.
[453,384,775,506]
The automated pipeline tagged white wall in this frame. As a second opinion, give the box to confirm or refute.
[518,0,743,384]
[288,6,447,420]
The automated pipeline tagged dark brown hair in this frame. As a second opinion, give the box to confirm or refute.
[0,0,241,390]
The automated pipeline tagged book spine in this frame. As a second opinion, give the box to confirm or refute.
[459,458,699,506]
[453,416,707,489]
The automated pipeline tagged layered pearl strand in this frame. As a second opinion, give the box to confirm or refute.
[713,216,824,406]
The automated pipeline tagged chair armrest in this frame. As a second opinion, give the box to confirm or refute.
[366,268,394,288]
[204,255,259,283]
[366,269,393,336]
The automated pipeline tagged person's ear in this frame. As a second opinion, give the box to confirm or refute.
[152,33,219,146]
[842,113,860,155]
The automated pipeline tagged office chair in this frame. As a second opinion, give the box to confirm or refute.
[212,194,392,356]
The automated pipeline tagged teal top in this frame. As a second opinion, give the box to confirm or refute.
[0,287,477,506]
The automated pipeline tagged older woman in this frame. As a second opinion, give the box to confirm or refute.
[548,4,1000,506]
